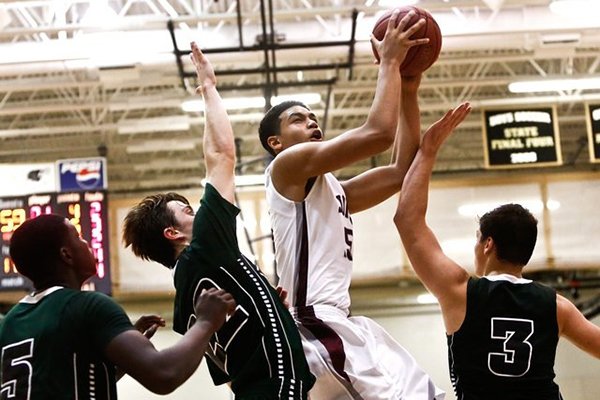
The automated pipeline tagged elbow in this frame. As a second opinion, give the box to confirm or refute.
[393,206,406,231]
[143,369,184,395]
[363,126,395,154]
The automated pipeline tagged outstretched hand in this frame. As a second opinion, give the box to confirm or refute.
[421,102,472,156]
[133,315,166,340]
[370,10,430,67]
[194,288,237,332]
[190,41,216,94]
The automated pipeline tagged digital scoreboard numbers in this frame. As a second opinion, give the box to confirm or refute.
[0,191,111,294]
[483,107,562,169]
[586,103,600,163]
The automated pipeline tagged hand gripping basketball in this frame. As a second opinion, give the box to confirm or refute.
[371,6,442,76]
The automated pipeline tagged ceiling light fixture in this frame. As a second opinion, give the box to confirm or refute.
[458,200,560,217]
[181,93,322,113]
[117,116,191,134]
[126,139,198,154]
[549,0,600,17]
[201,174,266,188]
[377,0,418,6]
[508,77,600,93]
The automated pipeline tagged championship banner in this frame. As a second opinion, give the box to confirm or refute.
[482,107,562,169]
[586,103,600,163]
[56,157,107,192]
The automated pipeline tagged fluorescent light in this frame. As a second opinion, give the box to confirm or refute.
[440,238,475,254]
[182,93,321,112]
[458,200,560,217]
[234,174,266,187]
[182,97,264,112]
[133,159,199,172]
[508,77,600,93]
[549,0,600,16]
[201,174,265,188]
[378,0,418,6]
[118,116,190,134]
[272,93,322,105]
[126,139,198,154]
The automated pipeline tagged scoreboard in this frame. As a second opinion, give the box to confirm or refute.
[0,190,111,294]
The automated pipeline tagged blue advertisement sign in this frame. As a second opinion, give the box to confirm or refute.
[56,157,107,192]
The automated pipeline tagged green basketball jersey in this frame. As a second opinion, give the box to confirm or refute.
[447,276,561,400]
[173,184,314,399]
[0,287,134,399]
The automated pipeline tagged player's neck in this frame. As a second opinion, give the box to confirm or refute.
[485,265,523,279]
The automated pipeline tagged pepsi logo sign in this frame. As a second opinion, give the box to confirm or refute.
[57,158,106,191]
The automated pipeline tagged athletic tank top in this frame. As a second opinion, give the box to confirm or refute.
[447,275,562,400]
[265,166,353,314]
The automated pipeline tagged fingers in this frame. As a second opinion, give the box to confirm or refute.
[198,288,237,313]
[445,102,471,128]
[134,315,165,330]
[385,9,402,33]
[189,41,205,66]
[401,17,426,38]
[143,324,159,339]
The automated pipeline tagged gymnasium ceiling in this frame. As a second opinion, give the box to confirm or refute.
[0,0,599,193]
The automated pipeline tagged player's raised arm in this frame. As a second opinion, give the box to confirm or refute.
[190,41,236,203]
[341,74,422,213]
[267,11,429,200]
[394,103,471,332]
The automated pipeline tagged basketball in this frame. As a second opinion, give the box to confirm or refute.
[371,6,442,76]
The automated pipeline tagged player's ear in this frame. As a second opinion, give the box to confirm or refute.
[483,237,495,255]
[163,226,182,240]
[59,246,74,265]
[267,135,281,153]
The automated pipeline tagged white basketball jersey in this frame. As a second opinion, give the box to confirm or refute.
[265,165,353,314]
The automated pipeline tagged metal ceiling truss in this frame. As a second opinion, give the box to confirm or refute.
[0,0,598,193]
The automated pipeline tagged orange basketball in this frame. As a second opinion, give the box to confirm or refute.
[371,6,442,76]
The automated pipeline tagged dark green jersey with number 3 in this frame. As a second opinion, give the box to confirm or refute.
[0,287,134,400]
[447,276,561,400]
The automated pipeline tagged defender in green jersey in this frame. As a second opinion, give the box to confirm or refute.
[395,103,600,399]
[0,214,235,399]
[123,43,315,399]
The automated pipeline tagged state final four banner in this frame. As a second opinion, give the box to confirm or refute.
[482,107,562,169]
[586,104,600,163]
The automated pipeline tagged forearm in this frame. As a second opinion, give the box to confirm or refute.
[364,62,402,139]
[395,150,435,229]
[391,84,420,168]
[201,85,235,165]
[106,321,216,395]
[150,320,215,391]
[344,165,405,213]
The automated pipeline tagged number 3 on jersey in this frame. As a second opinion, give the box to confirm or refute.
[488,317,533,377]
[1,339,33,400]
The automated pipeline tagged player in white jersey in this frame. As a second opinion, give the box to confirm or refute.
[258,10,444,400]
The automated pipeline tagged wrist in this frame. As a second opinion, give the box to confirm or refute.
[195,81,217,95]
[378,57,402,69]
[193,317,220,334]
